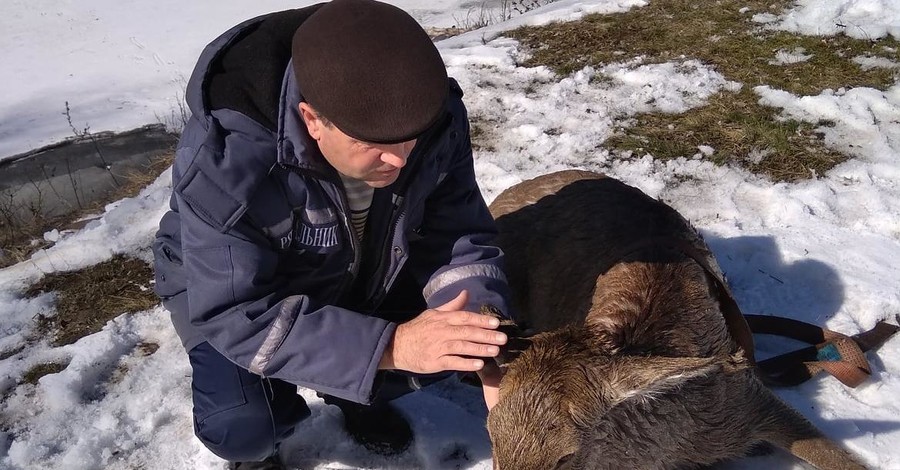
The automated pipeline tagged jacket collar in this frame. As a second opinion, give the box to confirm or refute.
[276,59,336,177]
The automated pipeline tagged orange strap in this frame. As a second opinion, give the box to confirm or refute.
[746,314,899,388]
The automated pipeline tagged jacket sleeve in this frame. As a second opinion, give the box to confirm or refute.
[408,103,514,319]
[175,122,394,404]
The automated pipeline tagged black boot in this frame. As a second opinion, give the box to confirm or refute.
[227,454,286,470]
[337,401,413,455]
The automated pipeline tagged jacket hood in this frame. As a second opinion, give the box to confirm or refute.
[183,11,340,179]
[276,59,334,176]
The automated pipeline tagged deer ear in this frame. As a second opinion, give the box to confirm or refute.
[609,354,746,403]
[480,305,534,369]
[495,336,533,369]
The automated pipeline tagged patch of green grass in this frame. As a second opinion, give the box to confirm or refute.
[504,0,899,181]
[607,89,847,180]
[26,255,158,346]
[508,0,899,93]
[21,361,69,385]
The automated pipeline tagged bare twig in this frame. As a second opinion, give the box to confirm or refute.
[38,165,72,211]
[25,179,47,225]
[64,157,84,210]
[64,101,121,187]
[453,0,558,29]
[154,86,190,133]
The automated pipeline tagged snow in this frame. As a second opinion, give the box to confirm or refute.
[0,0,478,159]
[853,55,900,70]
[2,0,900,469]
[770,47,814,65]
[767,0,900,39]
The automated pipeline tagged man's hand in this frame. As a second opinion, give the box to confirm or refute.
[476,359,502,411]
[379,290,507,374]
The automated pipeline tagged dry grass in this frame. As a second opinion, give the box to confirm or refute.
[0,152,173,269]
[26,255,158,347]
[107,341,160,386]
[505,0,900,181]
[119,151,174,193]
[0,346,25,361]
[426,26,467,41]
[470,118,499,152]
[135,341,160,356]
[0,218,55,270]
[21,361,69,385]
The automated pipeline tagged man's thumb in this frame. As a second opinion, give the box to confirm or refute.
[435,290,469,312]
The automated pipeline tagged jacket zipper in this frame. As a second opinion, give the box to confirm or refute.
[335,178,362,284]
[369,198,407,309]
[367,115,451,308]
[280,113,452,309]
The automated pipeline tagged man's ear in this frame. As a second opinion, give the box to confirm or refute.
[298,102,321,141]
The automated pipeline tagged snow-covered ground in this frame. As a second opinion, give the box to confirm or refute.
[2,0,900,469]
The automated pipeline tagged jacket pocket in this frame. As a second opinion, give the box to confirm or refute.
[182,246,236,316]
[152,235,186,300]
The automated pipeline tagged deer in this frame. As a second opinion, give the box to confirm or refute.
[483,169,867,470]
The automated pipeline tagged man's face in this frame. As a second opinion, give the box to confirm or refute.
[299,103,417,188]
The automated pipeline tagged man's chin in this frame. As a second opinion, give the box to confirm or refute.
[364,171,400,188]
[364,180,393,188]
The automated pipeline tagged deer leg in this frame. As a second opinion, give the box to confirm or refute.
[751,384,867,470]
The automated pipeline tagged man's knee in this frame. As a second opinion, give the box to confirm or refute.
[194,407,279,462]
[188,342,310,461]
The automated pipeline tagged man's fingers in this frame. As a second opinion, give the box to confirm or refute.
[393,296,511,375]
[440,355,485,372]
[445,310,501,329]
[435,290,469,312]
[474,327,508,345]
[443,340,500,358]
[442,324,507,345]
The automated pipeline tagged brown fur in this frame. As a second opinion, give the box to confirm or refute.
[486,170,865,470]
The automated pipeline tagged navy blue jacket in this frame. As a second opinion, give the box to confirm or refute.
[152,8,512,404]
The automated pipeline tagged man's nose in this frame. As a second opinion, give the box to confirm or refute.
[380,148,408,168]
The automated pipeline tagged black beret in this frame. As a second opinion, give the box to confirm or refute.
[292,0,449,144]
